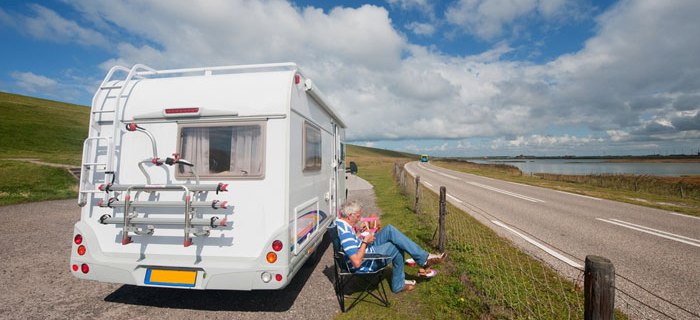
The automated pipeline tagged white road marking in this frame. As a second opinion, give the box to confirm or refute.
[418,163,459,180]
[597,218,700,248]
[447,194,463,204]
[424,181,433,188]
[492,220,582,269]
[468,181,545,203]
[555,190,601,201]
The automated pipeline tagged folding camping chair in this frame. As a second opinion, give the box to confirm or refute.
[328,224,392,312]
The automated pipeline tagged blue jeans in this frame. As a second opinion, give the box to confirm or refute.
[371,224,429,292]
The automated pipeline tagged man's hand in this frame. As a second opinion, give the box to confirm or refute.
[364,232,375,244]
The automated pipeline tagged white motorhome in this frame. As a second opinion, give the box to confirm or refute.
[71,63,347,290]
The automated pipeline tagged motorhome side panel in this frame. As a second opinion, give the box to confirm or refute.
[286,83,336,270]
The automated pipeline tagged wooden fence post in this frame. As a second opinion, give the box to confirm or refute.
[584,255,615,320]
[438,186,446,252]
[414,176,420,214]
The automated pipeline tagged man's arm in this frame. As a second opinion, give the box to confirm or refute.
[348,233,374,269]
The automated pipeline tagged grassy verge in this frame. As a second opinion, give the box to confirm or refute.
[0,160,78,206]
[432,159,700,217]
[338,146,598,319]
[0,92,89,165]
[338,146,479,319]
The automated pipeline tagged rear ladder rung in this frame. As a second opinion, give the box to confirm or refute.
[99,200,229,209]
[99,183,229,193]
[100,216,227,227]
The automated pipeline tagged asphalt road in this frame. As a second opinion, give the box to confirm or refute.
[406,161,700,319]
[0,174,378,320]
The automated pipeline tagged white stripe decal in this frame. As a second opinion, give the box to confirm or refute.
[492,220,582,268]
[468,182,545,203]
[597,218,700,248]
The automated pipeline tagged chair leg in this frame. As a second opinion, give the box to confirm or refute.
[334,267,346,312]
[344,273,390,311]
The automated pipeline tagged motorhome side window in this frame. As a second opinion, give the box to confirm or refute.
[177,122,265,179]
[303,121,322,171]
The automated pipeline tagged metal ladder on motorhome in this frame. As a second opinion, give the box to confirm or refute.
[78,64,232,247]
[78,64,155,206]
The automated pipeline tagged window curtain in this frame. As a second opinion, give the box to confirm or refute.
[229,126,262,176]
[182,127,209,175]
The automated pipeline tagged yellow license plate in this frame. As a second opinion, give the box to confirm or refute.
[145,268,197,287]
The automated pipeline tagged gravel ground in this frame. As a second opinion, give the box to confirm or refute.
[0,174,377,320]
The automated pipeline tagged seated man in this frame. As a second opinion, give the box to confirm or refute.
[336,201,447,293]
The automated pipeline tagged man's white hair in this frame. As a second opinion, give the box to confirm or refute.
[340,200,361,218]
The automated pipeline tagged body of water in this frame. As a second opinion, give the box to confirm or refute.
[467,159,700,176]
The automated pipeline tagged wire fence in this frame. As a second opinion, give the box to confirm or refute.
[394,162,700,320]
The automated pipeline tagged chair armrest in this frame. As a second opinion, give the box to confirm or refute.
[364,253,392,261]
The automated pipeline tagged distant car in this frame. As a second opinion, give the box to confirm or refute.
[420,154,429,162]
[347,161,358,174]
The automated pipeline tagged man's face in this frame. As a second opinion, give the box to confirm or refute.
[349,210,362,224]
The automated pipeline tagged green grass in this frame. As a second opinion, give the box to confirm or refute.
[338,150,599,319]
[0,91,89,165]
[0,160,78,206]
[0,92,88,206]
[337,156,482,319]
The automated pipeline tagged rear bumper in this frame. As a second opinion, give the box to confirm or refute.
[69,258,290,290]
[69,222,292,290]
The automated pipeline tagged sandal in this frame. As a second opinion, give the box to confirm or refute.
[400,279,416,292]
[418,268,437,278]
[405,258,416,266]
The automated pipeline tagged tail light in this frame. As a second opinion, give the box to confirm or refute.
[74,234,83,245]
[266,252,277,263]
[81,264,90,274]
[272,240,283,251]
[77,245,86,256]
[72,265,79,272]
[275,274,283,282]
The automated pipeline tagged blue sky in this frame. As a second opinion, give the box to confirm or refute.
[2,0,699,157]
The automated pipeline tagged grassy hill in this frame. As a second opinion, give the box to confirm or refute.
[0,91,89,165]
[0,92,89,205]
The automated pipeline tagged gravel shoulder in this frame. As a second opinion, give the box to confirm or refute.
[0,174,377,319]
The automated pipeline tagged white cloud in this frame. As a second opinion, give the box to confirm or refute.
[11,72,58,93]
[10,4,110,48]
[405,22,436,36]
[386,0,434,15]
[445,0,581,40]
[21,0,699,155]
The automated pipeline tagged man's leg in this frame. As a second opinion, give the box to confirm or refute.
[372,242,405,293]
[373,224,429,267]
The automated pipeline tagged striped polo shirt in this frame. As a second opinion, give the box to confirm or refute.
[336,219,377,273]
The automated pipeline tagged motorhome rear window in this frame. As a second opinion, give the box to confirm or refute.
[303,121,322,171]
[177,122,265,179]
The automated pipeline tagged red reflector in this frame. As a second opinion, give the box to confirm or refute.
[164,107,200,114]
[81,264,89,274]
[72,264,79,272]
[294,73,301,84]
[74,234,83,245]
[272,240,283,252]
[275,274,282,282]
[77,245,86,256]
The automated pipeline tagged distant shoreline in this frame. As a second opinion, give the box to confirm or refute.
[602,158,700,163]
[456,157,700,164]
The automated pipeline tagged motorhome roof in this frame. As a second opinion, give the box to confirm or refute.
[103,62,347,128]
